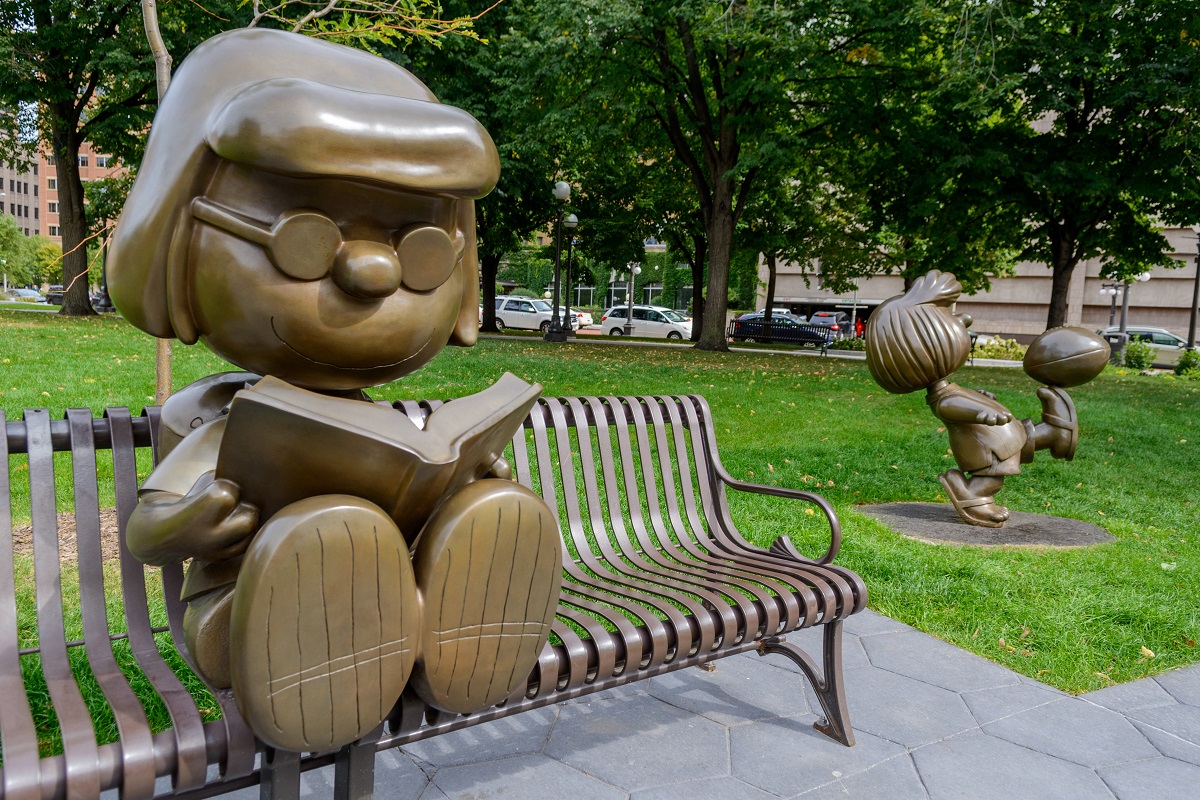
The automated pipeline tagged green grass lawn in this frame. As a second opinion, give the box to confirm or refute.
[3,308,1198,694]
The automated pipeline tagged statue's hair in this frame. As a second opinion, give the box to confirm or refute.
[865,271,971,394]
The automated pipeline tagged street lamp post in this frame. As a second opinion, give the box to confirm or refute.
[624,262,641,336]
[560,214,578,336]
[1100,272,1150,363]
[545,181,571,342]
[1099,281,1120,327]
[1189,226,1200,350]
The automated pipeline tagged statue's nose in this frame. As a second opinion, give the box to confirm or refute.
[332,240,402,299]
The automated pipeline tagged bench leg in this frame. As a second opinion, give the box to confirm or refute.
[758,620,855,747]
[260,749,301,800]
[334,743,376,800]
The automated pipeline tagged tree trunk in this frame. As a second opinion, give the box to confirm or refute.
[689,233,706,342]
[695,178,734,351]
[763,252,778,338]
[480,252,500,332]
[51,118,96,317]
[1046,222,1077,330]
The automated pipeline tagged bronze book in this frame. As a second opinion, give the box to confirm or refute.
[214,373,541,535]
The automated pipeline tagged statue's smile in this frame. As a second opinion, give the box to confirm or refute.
[270,316,434,371]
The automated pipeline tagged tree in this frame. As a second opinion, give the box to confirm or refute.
[0,213,34,285]
[0,1,242,316]
[397,0,559,333]
[952,0,1200,328]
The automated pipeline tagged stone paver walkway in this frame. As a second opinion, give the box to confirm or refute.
[222,611,1200,799]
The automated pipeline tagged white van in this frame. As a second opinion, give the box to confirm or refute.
[600,305,692,339]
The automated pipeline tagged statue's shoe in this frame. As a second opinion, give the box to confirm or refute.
[229,495,418,753]
[411,479,562,713]
[1038,386,1078,461]
[940,470,1009,528]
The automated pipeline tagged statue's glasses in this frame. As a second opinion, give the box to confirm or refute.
[190,197,459,292]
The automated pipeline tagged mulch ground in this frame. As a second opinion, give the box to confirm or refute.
[11,509,124,564]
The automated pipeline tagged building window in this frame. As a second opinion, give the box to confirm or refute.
[33,185,37,196]
[46,155,55,166]
[48,202,57,213]
[47,178,56,190]
[96,156,109,168]
[33,208,38,219]
[48,225,59,236]
[78,156,89,167]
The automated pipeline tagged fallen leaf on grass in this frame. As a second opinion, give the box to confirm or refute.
[1141,646,1156,659]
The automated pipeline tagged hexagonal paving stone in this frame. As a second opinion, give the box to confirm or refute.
[960,681,1065,726]
[730,718,905,797]
[546,693,730,792]
[912,730,1115,800]
[983,697,1159,768]
[631,776,781,800]
[1097,756,1200,800]
[402,708,558,768]
[1154,665,1200,707]
[841,667,976,748]
[842,610,912,638]
[860,630,1021,693]
[646,654,812,726]
[1126,703,1200,766]
[796,754,928,800]
[1084,678,1178,714]
[425,753,625,800]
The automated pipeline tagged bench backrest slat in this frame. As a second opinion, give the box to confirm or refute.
[66,409,159,800]
[108,409,211,795]
[26,409,103,800]
[0,411,43,800]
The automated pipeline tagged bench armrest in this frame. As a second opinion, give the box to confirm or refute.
[715,470,843,565]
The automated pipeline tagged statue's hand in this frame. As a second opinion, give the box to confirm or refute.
[128,472,259,565]
[974,409,1014,426]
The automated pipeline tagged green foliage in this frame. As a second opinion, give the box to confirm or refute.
[1174,347,1200,377]
[829,337,866,352]
[31,238,63,287]
[1121,338,1155,371]
[0,213,34,285]
[499,242,553,295]
[972,337,1026,361]
[507,287,540,298]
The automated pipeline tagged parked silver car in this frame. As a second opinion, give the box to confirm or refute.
[1097,325,1189,367]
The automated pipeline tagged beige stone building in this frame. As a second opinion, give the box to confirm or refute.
[757,225,1200,342]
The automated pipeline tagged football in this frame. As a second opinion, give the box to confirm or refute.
[1023,327,1109,387]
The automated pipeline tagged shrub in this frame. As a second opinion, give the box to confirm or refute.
[1121,338,1154,371]
[829,337,866,351]
[1174,347,1200,377]
[508,288,540,298]
[972,337,1026,361]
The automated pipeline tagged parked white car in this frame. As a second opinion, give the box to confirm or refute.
[494,296,577,332]
[600,305,692,339]
[556,306,593,328]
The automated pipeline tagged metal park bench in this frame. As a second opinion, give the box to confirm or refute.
[1,394,866,800]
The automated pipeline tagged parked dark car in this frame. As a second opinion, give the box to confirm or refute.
[728,313,834,347]
[45,285,65,305]
[808,310,850,336]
